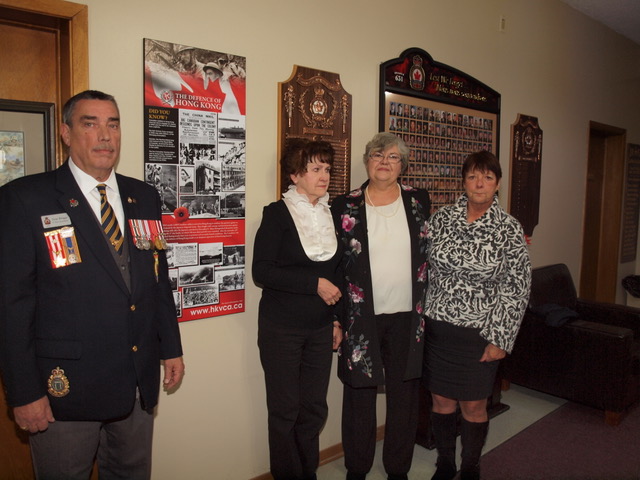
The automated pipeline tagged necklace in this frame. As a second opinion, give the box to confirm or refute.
[365,184,401,218]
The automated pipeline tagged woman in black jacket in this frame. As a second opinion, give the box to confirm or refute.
[253,139,342,480]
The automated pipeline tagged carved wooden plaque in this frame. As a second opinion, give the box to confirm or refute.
[278,65,352,201]
[508,114,542,237]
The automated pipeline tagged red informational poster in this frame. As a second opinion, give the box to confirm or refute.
[143,39,246,321]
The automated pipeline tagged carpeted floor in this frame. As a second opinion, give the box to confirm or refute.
[480,401,640,480]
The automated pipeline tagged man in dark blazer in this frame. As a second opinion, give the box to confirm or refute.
[0,90,184,479]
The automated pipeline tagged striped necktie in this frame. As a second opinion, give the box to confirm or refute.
[97,184,123,254]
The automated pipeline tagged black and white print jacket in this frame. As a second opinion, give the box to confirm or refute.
[424,193,531,353]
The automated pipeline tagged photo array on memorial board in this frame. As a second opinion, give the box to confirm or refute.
[385,94,497,214]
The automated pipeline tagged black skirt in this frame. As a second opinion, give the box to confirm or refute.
[423,317,499,400]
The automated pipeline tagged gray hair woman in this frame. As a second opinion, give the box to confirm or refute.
[362,131,410,172]
[332,132,431,480]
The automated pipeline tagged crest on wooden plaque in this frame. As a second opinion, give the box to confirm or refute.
[509,114,543,237]
[279,65,352,201]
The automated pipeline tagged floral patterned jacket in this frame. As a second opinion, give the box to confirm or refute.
[331,181,431,387]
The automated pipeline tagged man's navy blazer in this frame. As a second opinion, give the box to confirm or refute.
[0,161,183,421]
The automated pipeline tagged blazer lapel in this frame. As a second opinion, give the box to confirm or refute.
[400,187,423,283]
[401,188,419,250]
[353,183,369,251]
[117,176,142,295]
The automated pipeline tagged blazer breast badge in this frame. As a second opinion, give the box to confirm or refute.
[47,366,70,397]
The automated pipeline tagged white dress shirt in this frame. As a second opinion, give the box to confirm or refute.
[68,158,125,232]
[282,185,337,262]
[366,196,412,315]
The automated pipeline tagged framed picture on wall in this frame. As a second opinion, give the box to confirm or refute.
[0,99,56,187]
[380,48,500,214]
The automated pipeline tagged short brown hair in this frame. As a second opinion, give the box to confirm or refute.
[462,150,502,181]
[281,139,335,187]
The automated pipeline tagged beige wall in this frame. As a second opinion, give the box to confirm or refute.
[78,0,640,477]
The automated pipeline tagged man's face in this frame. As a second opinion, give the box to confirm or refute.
[61,99,121,181]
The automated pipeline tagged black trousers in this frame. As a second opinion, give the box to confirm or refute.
[341,312,420,476]
[258,319,333,480]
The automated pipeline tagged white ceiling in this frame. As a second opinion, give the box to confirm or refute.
[560,0,640,46]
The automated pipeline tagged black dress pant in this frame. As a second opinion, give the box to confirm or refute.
[258,318,333,480]
[341,312,420,477]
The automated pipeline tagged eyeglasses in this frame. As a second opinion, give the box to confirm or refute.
[369,152,402,164]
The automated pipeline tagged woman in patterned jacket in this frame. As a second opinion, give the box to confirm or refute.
[423,150,531,480]
[331,132,431,480]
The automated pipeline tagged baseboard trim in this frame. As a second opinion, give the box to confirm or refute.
[250,425,385,480]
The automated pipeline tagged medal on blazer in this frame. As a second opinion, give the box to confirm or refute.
[129,219,150,250]
[156,220,169,250]
[60,227,82,264]
[47,366,70,397]
[44,227,82,268]
[149,220,168,250]
[128,219,167,250]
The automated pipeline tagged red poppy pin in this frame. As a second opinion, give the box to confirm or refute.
[69,198,79,207]
[174,206,190,223]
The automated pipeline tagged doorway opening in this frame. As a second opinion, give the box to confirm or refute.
[579,121,626,303]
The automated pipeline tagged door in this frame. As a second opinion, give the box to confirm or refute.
[0,0,88,163]
[0,1,88,478]
[579,121,626,302]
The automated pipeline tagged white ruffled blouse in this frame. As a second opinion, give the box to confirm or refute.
[282,185,337,262]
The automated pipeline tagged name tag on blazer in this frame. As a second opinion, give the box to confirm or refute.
[41,213,71,229]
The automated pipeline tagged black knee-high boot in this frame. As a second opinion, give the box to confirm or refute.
[430,412,458,480]
[460,418,489,480]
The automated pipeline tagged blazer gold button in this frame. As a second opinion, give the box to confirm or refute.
[130,305,136,311]
[132,345,138,352]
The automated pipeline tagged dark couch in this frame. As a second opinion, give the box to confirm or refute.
[501,263,640,425]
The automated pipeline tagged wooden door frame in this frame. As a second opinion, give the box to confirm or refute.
[0,0,88,165]
[579,121,627,302]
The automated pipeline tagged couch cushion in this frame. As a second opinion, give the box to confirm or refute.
[529,303,580,326]
[529,264,578,310]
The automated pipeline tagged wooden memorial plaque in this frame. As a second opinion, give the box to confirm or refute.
[621,144,640,262]
[278,65,352,201]
[509,114,542,237]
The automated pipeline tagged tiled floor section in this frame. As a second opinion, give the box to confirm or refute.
[316,385,566,479]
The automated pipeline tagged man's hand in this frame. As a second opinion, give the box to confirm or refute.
[14,396,55,433]
[163,356,185,390]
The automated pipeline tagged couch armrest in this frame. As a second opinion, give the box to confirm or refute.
[502,312,636,412]
[576,299,640,337]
